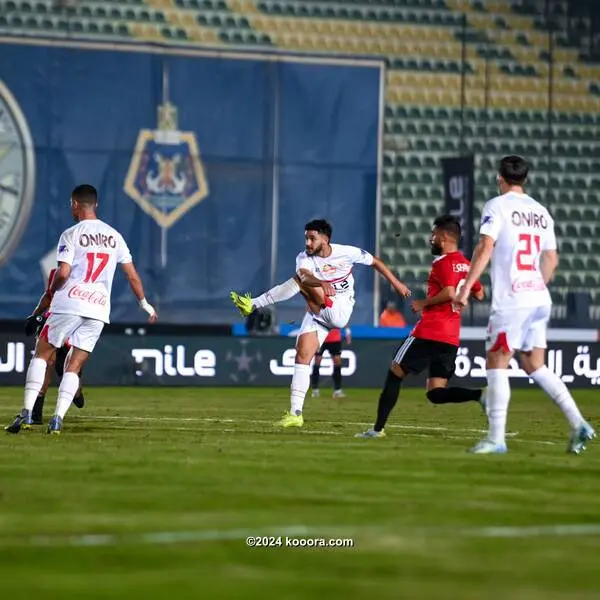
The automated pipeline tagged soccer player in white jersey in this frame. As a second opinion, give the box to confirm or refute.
[455,156,595,454]
[231,219,411,428]
[6,184,157,435]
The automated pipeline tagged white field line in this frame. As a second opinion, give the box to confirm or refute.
[4,523,600,549]
[81,415,559,445]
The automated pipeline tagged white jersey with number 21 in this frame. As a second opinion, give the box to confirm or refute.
[480,191,556,312]
[49,219,132,324]
[295,243,374,305]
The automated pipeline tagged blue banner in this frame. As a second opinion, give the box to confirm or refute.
[0,40,381,324]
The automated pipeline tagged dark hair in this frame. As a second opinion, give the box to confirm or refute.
[72,184,98,206]
[499,155,529,186]
[305,219,332,240]
[433,214,461,241]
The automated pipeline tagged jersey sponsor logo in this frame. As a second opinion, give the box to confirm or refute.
[481,214,493,226]
[320,264,337,275]
[79,233,117,249]
[67,285,108,306]
[512,278,546,293]
[453,263,469,273]
[511,210,548,229]
[124,91,208,230]
[0,80,35,267]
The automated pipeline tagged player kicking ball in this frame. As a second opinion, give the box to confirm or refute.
[231,219,411,428]
[356,215,487,439]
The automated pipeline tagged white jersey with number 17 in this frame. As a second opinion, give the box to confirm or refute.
[480,191,556,312]
[49,219,132,324]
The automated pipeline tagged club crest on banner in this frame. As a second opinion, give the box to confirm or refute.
[123,100,208,229]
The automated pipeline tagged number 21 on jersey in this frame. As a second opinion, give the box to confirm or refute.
[516,233,541,271]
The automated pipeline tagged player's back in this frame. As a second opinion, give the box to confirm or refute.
[482,191,555,311]
[50,219,132,323]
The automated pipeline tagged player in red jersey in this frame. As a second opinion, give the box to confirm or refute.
[24,267,85,424]
[356,215,487,438]
[311,327,352,398]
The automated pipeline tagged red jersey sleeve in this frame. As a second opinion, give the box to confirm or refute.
[472,279,483,293]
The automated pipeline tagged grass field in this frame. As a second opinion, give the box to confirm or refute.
[1,385,599,599]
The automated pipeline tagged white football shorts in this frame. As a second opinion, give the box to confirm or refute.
[486,304,551,353]
[297,297,354,347]
[40,313,105,353]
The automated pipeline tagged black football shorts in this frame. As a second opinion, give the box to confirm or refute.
[392,335,457,380]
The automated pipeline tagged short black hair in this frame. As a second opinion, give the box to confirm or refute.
[72,184,98,206]
[305,219,332,240]
[433,214,461,241]
[499,155,529,186]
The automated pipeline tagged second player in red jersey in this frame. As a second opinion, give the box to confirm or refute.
[411,251,482,346]
[356,215,487,439]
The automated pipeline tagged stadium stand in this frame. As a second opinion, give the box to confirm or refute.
[1,0,599,320]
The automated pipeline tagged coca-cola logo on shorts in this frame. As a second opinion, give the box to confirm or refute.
[68,285,108,306]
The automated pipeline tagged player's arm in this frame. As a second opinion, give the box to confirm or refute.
[31,291,52,316]
[457,202,500,306]
[297,268,325,288]
[49,262,72,294]
[50,231,75,294]
[540,249,558,284]
[540,219,559,285]
[462,235,494,296]
[371,256,411,297]
[120,262,157,322]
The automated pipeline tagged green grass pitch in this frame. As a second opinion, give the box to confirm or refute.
[1,386,599,599]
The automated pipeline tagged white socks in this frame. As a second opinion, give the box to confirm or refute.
[486,369,511,445]
[530,366,584,429]
[24,357,47,412]
[253,278,300,309]
[290,364,311,414]
[56,372,80,419]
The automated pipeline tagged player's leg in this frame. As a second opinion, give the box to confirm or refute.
[32,351,56,425]
[311,349,324,397]
[230,278,301,316]
[5,318,64,433]
[519,307,595,454]
[425,343,485,410]
[331,344,344,398]
[55,345,85,409]
[47,318,104,434]
[469,312,518,454]
[355,336,425,438]
[275,313,326,428]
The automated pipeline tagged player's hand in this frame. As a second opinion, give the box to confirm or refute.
[139,298,158,323]
[410,299,425,314]
[394,282,411,298]
[453,287,470,311]
[24,314,43,336]
[321,282,336,297]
